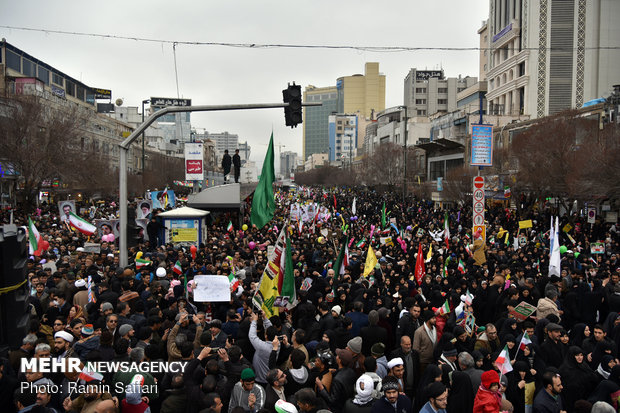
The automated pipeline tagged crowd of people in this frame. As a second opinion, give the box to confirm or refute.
[1,186,619,413]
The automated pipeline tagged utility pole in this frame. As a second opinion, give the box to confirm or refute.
[400,105,408,202]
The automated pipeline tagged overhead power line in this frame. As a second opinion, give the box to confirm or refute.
[1,25,619,52]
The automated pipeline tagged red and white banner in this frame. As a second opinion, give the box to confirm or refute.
[184,142,204,181]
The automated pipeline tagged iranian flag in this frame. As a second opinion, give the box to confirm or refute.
[465,244,473,257]
[28,218,42,255]
[518,332,532,351]
[436,299,451,315]
[172,260,182,275]
[68,212,96,235]
[458,259,466,274]
[355,238,366,249]
[78,366,103,383]
[443,211,450,248]
[227,221,234,232]
[136,258,150,269]
[495,345,513,374]
[226,256,239,291]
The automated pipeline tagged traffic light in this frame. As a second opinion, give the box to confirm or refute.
[283,83,302,128]
[0,225,30,352]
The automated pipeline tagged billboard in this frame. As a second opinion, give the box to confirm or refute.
[470,124,493,166]
[184,142,204,181]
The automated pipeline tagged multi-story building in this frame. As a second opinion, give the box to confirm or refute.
[484,0,620,118]
[404,69,478,117]
[304,153,328,171]
[280,151,298,178]
[303,85,338,160]
[303,62,386,161]
[328,114,358,163]
[336,62,386,119]
[0,40,146,174]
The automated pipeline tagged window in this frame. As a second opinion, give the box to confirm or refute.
[518,62,525,77]
[457,88,465,93]
[438,88,448,94]
[415,99,427,105]
[22,59,36,77]
[65,80,75,97]
[417,110,427,116]
[438,99,448,105]
[6,49,20,71]
[38,66,50,84]
[52,72,63,86]
[415,88,427,94]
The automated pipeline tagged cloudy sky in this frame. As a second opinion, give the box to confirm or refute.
[2,0,488,166]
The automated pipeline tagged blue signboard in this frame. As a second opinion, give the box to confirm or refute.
[471,124,493,166]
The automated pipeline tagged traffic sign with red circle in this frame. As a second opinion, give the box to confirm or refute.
[474,176,484,189]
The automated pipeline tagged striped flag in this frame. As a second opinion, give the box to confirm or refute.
[436,299,450,315]
[87,275,96,303]
[226,256,239,291]
[135,258,150,269]
[355,238,366,249]
[78,366,103,383]
[68,212,96,235]
[465,244,473,257]
[28,218,42,255]
[458,259,466,274]
[518,331,532,351]
[495,345,513,374]
[443,211,450,248]
[227,221,233,232]
[464,290,474,306]
[301,278,312,291]
[172,260,182,275]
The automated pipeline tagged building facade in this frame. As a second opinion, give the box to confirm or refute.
[336,62,386,119]
[404,69,478,117]
[279,151,298,178]
[328,114,358,163]
[485,0,620,118]
[303,85,338,160]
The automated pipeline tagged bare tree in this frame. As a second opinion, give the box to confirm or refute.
[0,96,91,207]
[364,142,403,188]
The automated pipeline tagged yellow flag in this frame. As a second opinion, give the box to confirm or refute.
[504,231,510,244]
[426,245,433,262]
[497,227,507,239]
[363,245,378,277]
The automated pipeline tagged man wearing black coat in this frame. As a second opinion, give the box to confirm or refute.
[316,348,357,413]
[396,299,422,343]
[389,335,420,399]
[538,323,567,368]
[222,150,232,183]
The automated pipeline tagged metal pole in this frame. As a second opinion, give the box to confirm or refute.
[402,105,408,202]
[118,101,321,267]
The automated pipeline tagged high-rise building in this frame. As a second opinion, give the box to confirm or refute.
[196,131,239,160]
[485,0,620,118]
[303,62,386,161]
[336,62,386,119]
[404,69,478,117]
[279,151,298,177]
[303,85,338,160]
[328,114,358,163]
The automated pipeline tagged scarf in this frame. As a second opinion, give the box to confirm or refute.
[424,322,437,345]
[353,375,375,405]
[597,363,611,379]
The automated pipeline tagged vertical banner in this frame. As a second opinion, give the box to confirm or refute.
[470,124,493,166]
[472,176,486,241]
[184,142,204,181]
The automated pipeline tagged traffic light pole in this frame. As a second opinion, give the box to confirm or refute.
[118,102,321,267]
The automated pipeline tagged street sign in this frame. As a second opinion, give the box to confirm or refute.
[473,176,485,242]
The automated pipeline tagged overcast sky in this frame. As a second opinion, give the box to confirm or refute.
[2,0,489,166]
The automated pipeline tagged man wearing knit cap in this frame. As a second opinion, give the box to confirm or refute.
[438,343,458,374]
[371,343,389,378]
[74,324,100,361]
[347,336,364,374]
[229,368,266,413]
[370,375,412,413]
[419,382,448,413]
[331,305,342,317]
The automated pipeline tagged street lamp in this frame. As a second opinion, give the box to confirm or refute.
[141,99,150,174]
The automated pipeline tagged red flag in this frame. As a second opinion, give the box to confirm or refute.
[333,194,337,209]
[415,243,425,286]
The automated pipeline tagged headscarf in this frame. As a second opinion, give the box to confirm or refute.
[568,323,588,347]
[353,374,374,405]
[67,304,84,323]
[447,371,474,413]
[597,355,614,379]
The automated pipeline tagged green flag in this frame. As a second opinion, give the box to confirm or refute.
[381,202,386,229]
[250,133,276,228]
[281,235,297,308]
